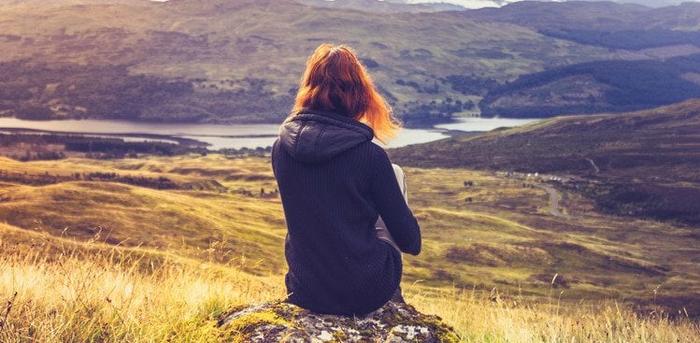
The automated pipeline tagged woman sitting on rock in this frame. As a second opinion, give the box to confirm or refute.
[271,44,422,316]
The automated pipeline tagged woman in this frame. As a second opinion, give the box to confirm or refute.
[271,44,421,316]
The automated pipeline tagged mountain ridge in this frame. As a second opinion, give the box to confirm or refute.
[0,0,614,124]
[1,0,700,123]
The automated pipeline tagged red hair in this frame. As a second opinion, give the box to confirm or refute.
[289,44,401,143]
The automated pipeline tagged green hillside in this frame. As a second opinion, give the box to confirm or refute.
[0,151,698,313]
[0,136,698,340]
[2,1,700,123]
[466,1,700,35]
[391,100,700,225]
[480,55,700,117]
[463,1,700,117]
[0,0,630,124]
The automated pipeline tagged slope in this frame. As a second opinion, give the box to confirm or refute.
[0,0,615,124]
[0,152,698,315]
[391,99,700,225]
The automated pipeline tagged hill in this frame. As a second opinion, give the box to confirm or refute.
[3,221,698,341]
[297,0,466,12]
[0,0,605,124]
[0,149,699,312]
[0,144,698,339]
[465,1,700,34]
[480,54,700,117]
[4,0,700,124]
[455,1,700,116]
[391,99,700,225]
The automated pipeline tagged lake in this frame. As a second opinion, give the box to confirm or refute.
[0,117,539,150]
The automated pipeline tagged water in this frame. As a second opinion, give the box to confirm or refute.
[0,116,539,150]
[434,117,539,132]
[0,118,281,150]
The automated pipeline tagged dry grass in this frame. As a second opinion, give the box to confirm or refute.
[0,224,284,342]
[0,225,698,342]
[0,154,699,341]
[413,289,700,343]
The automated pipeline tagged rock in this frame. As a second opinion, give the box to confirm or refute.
[217,300,460,342]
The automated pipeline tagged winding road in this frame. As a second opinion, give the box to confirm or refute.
[534,184,567,218]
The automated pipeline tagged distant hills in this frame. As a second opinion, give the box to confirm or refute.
[391,100,700,225]
[297,0,466,12]
[480,55,700,117]
[0,0,699,124]
[328,0,700,11]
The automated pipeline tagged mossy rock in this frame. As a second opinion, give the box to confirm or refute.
[218,300,460,342]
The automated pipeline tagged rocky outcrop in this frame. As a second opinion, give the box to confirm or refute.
[217,300,460,342]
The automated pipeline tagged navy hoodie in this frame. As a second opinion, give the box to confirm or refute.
[271,108,421,316]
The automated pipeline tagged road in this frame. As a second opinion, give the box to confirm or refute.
[534,184,567,218]
[585,158,600,174]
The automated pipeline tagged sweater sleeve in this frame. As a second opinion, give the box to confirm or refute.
[369,146,422,255]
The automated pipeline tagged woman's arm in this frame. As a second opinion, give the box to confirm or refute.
[369,146,421,255]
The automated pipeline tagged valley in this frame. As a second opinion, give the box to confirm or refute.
[1,1,700,340]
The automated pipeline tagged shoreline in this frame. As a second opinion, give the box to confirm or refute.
[0,116,540,150]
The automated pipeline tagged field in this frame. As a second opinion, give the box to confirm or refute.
[0,153,698,341]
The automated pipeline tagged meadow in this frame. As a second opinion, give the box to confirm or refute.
[0,153,699,341]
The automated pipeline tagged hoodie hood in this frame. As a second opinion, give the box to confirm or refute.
[278,108,375,163]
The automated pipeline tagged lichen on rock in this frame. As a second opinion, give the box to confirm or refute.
[217,300,460,342]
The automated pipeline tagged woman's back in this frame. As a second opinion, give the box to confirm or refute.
[271,43,421,316]
[272,108,421,315]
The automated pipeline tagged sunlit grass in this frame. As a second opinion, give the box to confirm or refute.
[0,154,699,341]
[0,233,698,342]
[0,225,284,342]
[412,289,700,343]
[1,154,699,300]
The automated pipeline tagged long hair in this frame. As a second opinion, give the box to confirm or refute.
[289,44,401,143]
